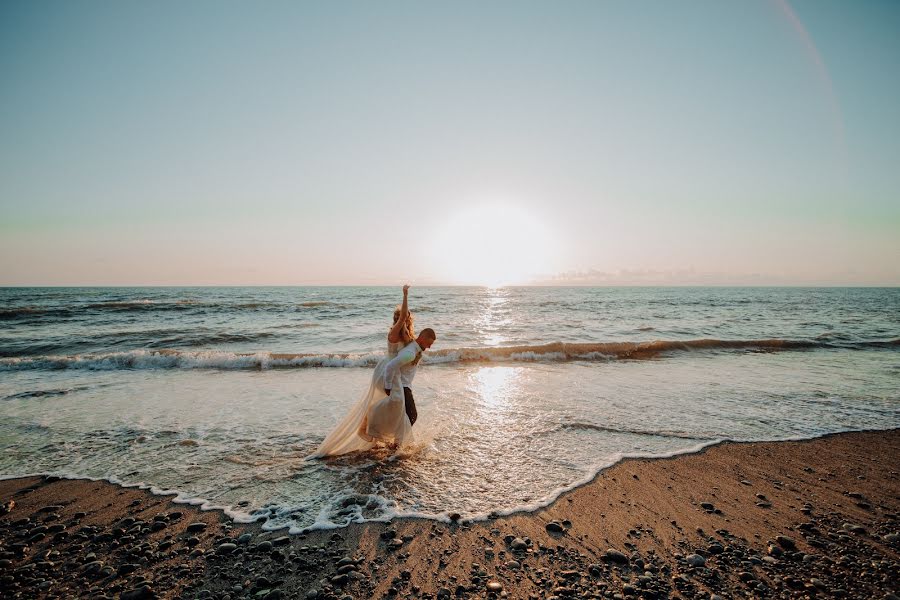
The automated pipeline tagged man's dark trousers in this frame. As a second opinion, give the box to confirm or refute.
[403,387,417,426]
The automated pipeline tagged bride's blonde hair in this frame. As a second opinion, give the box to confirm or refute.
[392,306,415,344]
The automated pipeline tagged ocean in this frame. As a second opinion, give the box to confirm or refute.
[1,286,898,531]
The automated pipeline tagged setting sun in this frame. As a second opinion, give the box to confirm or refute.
[428,203,560,286]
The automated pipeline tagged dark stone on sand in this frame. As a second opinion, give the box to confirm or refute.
[707,543,725,554]
[449,513,462,522]
[700,502,715,511]
[185,536,200,547]
[117,563,139,576]
[120,585,154,600]
[82,560,104,574]
[776,535,797,549]
[842,522,867,534]
[186,522,207,533]
[217,543,237,555]
[272,535,290,546]
[605,548,629,563]
[150,521,166,532]
[331,573,349,585]
[686,554,706,567]
[510,537,528,551]
[545,521,564,533]
[256,541,273,552]
[237,533,253,545]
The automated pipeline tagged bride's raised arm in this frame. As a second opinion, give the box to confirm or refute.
[387,284,410,343]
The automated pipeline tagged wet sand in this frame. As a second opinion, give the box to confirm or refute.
[1,429,898,599]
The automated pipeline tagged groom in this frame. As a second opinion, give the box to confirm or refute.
[384,328,437,427]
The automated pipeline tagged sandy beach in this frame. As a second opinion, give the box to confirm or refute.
[2,429,898,600]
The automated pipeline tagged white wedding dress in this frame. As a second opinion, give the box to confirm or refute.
[309,341,414,458]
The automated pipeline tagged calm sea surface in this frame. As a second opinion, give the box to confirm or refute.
[1,287,898,530]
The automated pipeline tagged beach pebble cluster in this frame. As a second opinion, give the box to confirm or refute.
[1,432,899,599]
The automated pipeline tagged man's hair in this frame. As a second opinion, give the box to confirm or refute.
[420,327,436,340]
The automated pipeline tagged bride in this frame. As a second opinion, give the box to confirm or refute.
[310,285,430,458]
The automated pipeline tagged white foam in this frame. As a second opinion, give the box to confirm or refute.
[0,350,383,371]
[3,428,895,533]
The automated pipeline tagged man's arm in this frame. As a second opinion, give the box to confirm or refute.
[384,344,417,394]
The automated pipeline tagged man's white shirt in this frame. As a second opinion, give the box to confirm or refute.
[384,341,422,392]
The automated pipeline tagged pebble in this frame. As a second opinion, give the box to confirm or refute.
[545,521,564,533]
[237,533,253,545]
[700,502,715,511]
[486,581,503,593]
[120,585,154,600]
[842,522,867,534]
[186,522,207,533]
[685,554,706,567]
[510,537,528,551]
[604,548,629,563]
[272,535,290,546]
[776,535,797,550]
[217,543,237,555]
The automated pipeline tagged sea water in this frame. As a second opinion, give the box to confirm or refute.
[1,287,897,530]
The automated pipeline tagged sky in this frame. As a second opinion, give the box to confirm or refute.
[1,0,898,286]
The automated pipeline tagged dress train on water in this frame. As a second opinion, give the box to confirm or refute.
[309,356,413,458]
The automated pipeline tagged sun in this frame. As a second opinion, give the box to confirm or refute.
[428,203,559,286]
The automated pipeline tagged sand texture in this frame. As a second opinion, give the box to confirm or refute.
[1,429,898,599]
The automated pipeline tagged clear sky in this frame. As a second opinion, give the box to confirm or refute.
[1,1,898,286]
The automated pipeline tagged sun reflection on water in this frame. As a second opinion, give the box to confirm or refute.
[474,288,513,346]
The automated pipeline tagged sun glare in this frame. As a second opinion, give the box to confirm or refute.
[429,203,558,287]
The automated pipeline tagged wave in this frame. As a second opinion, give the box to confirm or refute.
[1,337,897,372]
[0,330,279,358]
[0,306,74,321]
[3,386,88,400]
[554,421,709,440]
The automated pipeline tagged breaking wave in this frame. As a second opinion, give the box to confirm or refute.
[1,338,897,372]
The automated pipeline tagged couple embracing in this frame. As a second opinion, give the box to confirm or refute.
[311,286,436,458]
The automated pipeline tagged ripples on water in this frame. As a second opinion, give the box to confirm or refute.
[0,287,898,530]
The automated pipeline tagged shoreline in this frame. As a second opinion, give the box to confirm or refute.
[2,430,898,599]
[1,428,895,531]
[3,428,894,532]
